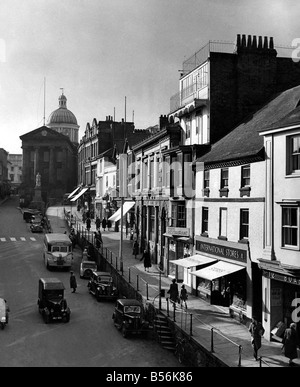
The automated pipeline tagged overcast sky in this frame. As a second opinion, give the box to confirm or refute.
[0,0,299,153]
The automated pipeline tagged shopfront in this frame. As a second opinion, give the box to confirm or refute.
[260,266,300,343]
[193,236,249,317]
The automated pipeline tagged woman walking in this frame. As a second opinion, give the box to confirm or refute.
[282,323,299,366]
[140,249,151,272]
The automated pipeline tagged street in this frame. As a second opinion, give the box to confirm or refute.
[0,196,181,367]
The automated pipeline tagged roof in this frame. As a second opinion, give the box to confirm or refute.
[117,299,141,306]
[260,104,300,132]
[94,271,112,276]
[196,85,300,165]
[39,278,65,290]
[48,108,78,125]
[44,233,72,244]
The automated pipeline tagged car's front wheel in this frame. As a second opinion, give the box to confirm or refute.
[121,325,127,338]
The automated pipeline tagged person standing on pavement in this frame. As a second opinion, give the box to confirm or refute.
[132,240,139,259]
[167,278,179,305]
[95,216,101,231]
[70,271,77,293]
[282,323,299,366]
[140,249,151,272]
[180,284,188,309]
[248,316,265,361]
[86,216,91,232]
[102,218,107,231]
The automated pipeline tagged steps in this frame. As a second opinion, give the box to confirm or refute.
[154,313,175,351]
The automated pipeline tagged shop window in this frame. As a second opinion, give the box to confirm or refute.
[219,168,229,197]
[282,207,299,249]
[240,165,251,197]
[239,209,249,242]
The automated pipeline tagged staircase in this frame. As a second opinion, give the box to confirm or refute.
[153,313,175,351]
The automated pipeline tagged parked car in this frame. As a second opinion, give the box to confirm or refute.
[87,271,118,301]
[37,278,71,324]
[112,298,149,338]
[30,218,44,233]
[0,298,9,330]
[23,209,41,223]
[80,260,98,279]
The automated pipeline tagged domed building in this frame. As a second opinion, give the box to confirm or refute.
[47,92,79,144]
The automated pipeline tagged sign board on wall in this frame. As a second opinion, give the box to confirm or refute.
[166,227,190,237]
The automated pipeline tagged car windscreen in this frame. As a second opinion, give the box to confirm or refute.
[45,290,64,301]
[82,262,97,268]
[97,276,112,283]
[51,246,69,253]
[124,306,141,313]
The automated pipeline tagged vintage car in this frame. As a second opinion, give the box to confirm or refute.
[37,278,71,324]
[87,271,118,301]
[0,298,9,330]
[23,209,41,223]
[80,260,98,279]
[30,218,44,233]
[112,298,149,338]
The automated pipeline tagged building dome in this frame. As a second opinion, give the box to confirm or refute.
[47,93,78,125]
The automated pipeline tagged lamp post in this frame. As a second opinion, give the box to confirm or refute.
[119,196,124,274]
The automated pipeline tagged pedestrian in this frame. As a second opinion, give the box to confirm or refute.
[140,249,151,272]
[167,278,179,305]
[70,271,77,293]
[86,217,91,232]
[248,316,265,361]
[132,240,139,259]
[102,218,107,231]
[107,219,111,231]
[282,323,299,366]
[82,212,87,224]
[95,216,101,231]
[94,231,102,249]
[180,284,188,309]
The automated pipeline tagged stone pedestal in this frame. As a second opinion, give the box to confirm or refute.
[29,187,45,212]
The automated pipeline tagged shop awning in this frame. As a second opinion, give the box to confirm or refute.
[191,261,245,281]
[67,187,81,199]
[108,201,135,222]
[170,255,217,269]
[70,187,89,202]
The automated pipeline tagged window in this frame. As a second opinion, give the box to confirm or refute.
[149,207,155,240]
[288,135,300,174]
[203,170,210,197]
[219,208,228,240]
[240,165,251,197]
[171,203,186,227]
[240,209,249,241]
[202,207,209,235]
[282,207,298,248]
[143,158,148,189]
[196,114,203,143]
[186,117,191,139]
[220,168,229,197]
[150,159,155,189]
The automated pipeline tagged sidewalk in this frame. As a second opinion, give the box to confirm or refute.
[47,205,300,368]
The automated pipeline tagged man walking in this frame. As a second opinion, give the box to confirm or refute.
[70,271,77,293]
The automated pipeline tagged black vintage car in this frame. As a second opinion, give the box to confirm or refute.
[87,271,118,301]
[112,299,149,338]
[37,278,71,324]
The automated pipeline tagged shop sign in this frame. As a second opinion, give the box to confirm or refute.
[196,240,247,263]
[263,270,300,285]
[166,227,190,237]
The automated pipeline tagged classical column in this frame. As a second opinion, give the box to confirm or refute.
[33,148,40,183]
[49,146,55,185]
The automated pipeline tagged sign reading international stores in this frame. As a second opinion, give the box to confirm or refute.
[195,240,247,263]
[166,227,190,237]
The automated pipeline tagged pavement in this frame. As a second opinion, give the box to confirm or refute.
[46,205,300,368]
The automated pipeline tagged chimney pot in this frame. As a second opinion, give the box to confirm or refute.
[252,35,257,48]
[269,37,274,49]
[258,36,263,49]
[263,36,268,49]
[241,34,246,47]
[236,34,241,47]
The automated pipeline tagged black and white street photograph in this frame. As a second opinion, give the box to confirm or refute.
[0,0,300,373]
